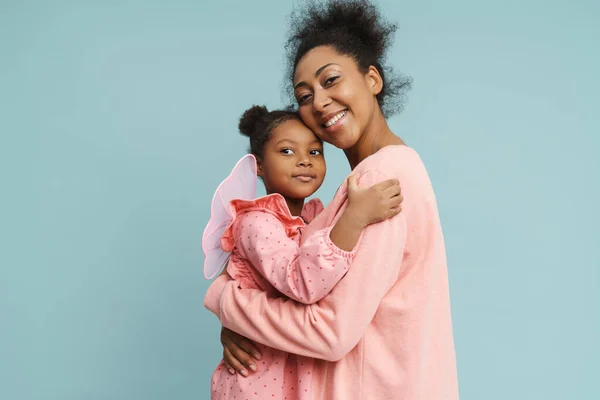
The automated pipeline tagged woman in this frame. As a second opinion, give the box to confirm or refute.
[204,1,459,398]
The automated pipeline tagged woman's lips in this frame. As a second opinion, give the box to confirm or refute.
[322,110,348,133]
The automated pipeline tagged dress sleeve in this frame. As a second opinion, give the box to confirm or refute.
[231,209,356,304]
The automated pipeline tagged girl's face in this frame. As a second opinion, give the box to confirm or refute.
[293,46,383,150]
[258,119,326,200]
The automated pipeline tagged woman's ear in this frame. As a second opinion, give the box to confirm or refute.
[366,65,384,96]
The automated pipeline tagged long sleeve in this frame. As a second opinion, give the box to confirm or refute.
[204,147,459,400]
[204,170,407,361]
[232,210,355,304]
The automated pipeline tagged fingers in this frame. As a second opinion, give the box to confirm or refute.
[380,193,403,220]
[389,205,402,217]
[389,194,404,208]
[382,183,401,199]
[223,359,235,375]
[221,331,259,376]
[372,178,399,191]
[225,328,262,361]
[235,336,262,361]
[223,346,249,377]
[346,174,358,193]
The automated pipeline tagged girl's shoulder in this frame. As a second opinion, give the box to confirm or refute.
[228,193,291,221]
[301,198,324,223]
[221,193,306,251]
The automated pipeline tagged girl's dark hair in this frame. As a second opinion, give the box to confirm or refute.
[284,0,412,117]
[238,105,301,158]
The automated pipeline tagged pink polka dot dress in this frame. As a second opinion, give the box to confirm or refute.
[210,193,356,400]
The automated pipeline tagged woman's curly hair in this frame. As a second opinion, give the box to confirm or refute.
[284,0,412,117]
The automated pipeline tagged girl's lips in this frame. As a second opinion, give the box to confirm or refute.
[293,174,315,182]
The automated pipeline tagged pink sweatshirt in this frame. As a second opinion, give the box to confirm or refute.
[205,145,459,400]
[210,194,356,399]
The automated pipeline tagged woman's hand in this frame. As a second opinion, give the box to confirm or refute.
[220,327,262,377]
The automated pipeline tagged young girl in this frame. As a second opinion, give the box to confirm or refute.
[209,105,402,399]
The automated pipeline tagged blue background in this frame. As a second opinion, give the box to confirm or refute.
[1,0,598,399]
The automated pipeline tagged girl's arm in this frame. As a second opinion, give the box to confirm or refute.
[233,211,354,304]
[205,170,408,361]
[234,176,401,304]
[328,174,401,251]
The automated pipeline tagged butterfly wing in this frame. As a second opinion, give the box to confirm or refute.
[202,154,257,279]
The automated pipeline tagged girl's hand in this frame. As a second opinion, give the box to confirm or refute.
[346,175,403,226]
[220,327,262,377]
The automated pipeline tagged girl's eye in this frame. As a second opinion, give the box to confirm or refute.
[310,149,323,156]
[281,148,294,155]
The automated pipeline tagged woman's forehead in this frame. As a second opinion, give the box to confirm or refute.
[293,46,354,82]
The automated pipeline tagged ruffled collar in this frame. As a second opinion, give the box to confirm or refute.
[220,194,324,252]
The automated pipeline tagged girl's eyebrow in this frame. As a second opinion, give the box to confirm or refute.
[275,138,296,145]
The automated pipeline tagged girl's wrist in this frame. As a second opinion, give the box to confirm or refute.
[344,205,369,229]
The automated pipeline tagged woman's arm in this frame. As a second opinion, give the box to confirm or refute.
[233,176,401,304]
[205,170,407,361]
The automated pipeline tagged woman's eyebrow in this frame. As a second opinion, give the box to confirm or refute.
[294,63,340,89]
[314,63,338,77]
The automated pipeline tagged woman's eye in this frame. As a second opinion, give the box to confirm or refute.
[297,93,312,104]
[324,76,340,86]
[281,148,294,155]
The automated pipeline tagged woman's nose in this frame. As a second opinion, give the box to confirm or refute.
[312,89,331,113]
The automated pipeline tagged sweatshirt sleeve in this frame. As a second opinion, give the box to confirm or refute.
[204,170,407,361]
[232,210,356,304]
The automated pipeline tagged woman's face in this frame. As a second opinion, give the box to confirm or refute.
[293,46,382,150]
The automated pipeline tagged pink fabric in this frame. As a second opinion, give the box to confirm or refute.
[210,194,356,400]
[205,145,459,400]
[202,154,257,279]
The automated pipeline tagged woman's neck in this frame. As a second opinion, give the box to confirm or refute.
[344,108,405,170]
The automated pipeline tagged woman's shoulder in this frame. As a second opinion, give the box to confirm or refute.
[354,145,437,202]
[356,145,423,177]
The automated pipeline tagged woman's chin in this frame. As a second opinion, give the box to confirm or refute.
[329,136,359,150]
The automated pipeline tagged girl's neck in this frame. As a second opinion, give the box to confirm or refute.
[344,108,405,170]
[285,197,305,217]
[267,191,305,217]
